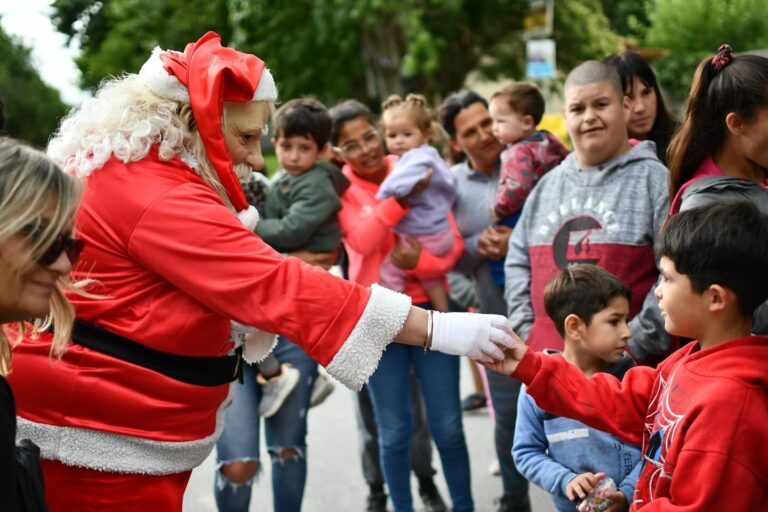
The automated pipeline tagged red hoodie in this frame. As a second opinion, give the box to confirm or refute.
[513,336,768,511]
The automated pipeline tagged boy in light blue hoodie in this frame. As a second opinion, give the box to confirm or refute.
[512,264,641,512]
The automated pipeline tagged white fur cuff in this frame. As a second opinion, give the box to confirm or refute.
[326,284,412,391]
[242,330,279,364]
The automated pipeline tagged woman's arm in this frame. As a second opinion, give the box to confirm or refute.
[339,195,407,256]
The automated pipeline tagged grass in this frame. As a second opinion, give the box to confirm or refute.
[262,151,279,177]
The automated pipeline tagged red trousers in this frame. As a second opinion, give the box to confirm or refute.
[42,459,192,511]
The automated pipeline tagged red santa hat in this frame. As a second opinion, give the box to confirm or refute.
[138,31,277,217]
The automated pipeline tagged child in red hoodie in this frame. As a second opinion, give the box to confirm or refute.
[490,201,768,511]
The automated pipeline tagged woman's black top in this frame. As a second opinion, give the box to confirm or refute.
[1,376,18,511]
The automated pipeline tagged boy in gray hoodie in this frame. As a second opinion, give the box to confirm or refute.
[504,60,669,362]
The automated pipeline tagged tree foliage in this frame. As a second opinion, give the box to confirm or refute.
[601,0,652,39]
[53,0,622,108]
[553,0,620,75]
[645,0,768,103]
[0,24,68,147]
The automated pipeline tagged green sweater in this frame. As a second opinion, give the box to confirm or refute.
[255,163,348,253]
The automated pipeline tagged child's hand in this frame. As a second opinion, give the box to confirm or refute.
[602,491,628,512]
[482,329,527,375]
[567,472,606,501]
[289,249,338,270]
[478,225,512,260]
[391,237,421,270]
[395,168,432,207]
[488,206,500,223]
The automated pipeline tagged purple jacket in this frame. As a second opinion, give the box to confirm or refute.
[375,144,457,235]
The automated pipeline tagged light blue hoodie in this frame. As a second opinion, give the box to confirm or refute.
[512,352,642,512]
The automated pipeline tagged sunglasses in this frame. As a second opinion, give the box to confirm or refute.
[20,224,85,266]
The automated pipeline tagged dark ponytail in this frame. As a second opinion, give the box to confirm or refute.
[667,45,768,199]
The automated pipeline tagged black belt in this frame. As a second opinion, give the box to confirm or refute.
[71,320,243,386]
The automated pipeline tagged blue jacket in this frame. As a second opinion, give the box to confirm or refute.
[512,352,642,512]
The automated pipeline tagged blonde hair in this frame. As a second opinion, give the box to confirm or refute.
[47,74,273,210]
[0,139,83,375]
[381,94,436,140]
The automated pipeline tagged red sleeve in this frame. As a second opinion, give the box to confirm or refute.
[127,182,371,365]
[409,215,464,279]
[512,349,658,445]
[495,144,539,218]
[339,195,408,256]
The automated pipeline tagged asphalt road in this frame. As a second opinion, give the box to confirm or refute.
[182,362,557,512]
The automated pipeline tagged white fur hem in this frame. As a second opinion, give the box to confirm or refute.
[326,284,411,391]
[16,384,234,475]
[138,47,190,103]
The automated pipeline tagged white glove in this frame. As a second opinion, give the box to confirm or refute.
[430,311,518,364]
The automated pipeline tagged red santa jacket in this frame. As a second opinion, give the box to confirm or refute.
[512,336,768,510]
[9,149,412,475]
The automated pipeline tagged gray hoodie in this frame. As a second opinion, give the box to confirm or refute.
[504,141,670,359]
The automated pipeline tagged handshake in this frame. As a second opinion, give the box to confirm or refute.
[429,311,528,374]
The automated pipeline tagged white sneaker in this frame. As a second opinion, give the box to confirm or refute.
[488,459,501,476]
[257,364,300,417]
[309,371,335,408]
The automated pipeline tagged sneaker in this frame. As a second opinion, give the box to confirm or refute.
[365,490,388,512]
[310,371,335,407]
[418,481,447,512]
[461,392,486,412]
[488,458,501,476]
[495,493,531,512]
[257,364,300,417]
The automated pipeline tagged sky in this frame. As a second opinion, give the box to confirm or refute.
[0,0,89,105]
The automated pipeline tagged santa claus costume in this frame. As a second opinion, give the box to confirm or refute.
[8,33,513,511]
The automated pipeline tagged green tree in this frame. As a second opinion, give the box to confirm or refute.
[53,0,232,88]
[53,0,622,107]
[645,0,768,103]
[553,0,621,74]
[0,23,69,147]
[601,0,652,39]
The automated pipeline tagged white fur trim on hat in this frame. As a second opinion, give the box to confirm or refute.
[253,68,277,102]
[138,47,190,103]
[237,205,260,230]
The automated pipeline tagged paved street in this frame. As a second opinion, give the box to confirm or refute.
[183,362,556,512]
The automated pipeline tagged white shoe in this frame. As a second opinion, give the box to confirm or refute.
[488,459,501,476]
[257,364,300,417]
[310,371,335,408]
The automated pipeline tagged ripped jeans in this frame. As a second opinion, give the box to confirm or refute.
[214,337,318,512]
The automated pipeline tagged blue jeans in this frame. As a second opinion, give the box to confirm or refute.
[367,342,473,511]
[485,369,529,499]
[214,338,318,512]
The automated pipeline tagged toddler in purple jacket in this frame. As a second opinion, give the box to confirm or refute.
[375,94,457,311]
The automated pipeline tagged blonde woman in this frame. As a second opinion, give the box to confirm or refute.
[0,138,83,510]
[9,33,516,510]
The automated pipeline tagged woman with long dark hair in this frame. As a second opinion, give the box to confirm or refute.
[604,52,678,163]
